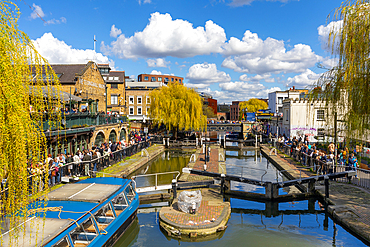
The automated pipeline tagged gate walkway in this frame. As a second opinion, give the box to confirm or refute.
[262,144,370,245]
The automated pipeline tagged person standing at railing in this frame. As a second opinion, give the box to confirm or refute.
[103,148,109,168]
[73,152,80,176]
[348,153,358,174]
[92,151,98,173]
[66,153,73,176]
[82,150,91,176]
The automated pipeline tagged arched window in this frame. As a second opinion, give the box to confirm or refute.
[109,130,117,143]
[119,128,126,141]
[94,132,105,146]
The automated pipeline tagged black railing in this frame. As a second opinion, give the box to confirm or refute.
[274,142,370,189]
[40,113,128,131]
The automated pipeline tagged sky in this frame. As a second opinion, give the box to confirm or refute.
[14,0,343,104]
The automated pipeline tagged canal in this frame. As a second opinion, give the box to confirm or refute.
[115,149,367,246]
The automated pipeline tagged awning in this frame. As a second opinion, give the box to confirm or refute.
[29,86,82,102]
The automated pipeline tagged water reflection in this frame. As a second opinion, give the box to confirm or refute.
[114,149,366,247]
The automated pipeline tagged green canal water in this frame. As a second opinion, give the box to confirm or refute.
[114,150,367,247]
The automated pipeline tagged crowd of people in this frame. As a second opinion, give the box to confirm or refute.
[274,134,359,175]
[26,132,152,188]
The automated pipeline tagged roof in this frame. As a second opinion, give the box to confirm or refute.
[50,64,89,84]
[104,71,125,83]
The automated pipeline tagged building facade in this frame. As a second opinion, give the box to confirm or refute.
[230,101,242,121]
[137,74,183,84]
[98,64,126,114]
[52,61,106,112]
[268,88,308,114]
[125,79,161,121]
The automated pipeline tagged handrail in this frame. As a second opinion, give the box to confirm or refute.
[131,171,180,190]
[226,164,268,184]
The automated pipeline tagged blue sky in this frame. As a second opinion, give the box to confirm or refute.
[15,0,343,103]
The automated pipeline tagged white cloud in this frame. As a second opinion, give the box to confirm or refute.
[138,0,152,4]
[146,58,170,67]
[150,70,162,75]
[102,12,226,59]
[32,33,112,65]
[30,3,45,20]
[222,34,322,75]
[318,20,343,52]
[45,17,67,25]
[286,69,321,87]
[186,63,231,88]
[239,73,274,83]
[228,0,292,7]
[110,25,122,38]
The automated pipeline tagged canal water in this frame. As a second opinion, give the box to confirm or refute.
[115,150,367,246]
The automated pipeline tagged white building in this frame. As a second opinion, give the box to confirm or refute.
[268,88,308,114]
[277,98,345,142]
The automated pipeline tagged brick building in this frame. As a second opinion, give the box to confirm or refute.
[98,64,126,114]
[50,61,106,112]
[230,101,242,121]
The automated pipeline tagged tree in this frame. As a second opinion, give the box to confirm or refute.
[203,105,217,118]
[149,82,207,138]
[239,98,268,119]
[0,1,62,244]
[316,0,370,138]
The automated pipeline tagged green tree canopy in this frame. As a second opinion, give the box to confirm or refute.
[316,0,370,138]
[149,82,207,135]
[239,98,268,119]
[0,1,62,244]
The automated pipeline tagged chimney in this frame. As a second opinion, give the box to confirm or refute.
[293,86,295,90]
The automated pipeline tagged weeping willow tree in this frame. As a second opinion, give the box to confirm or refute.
[0,1,62,245]
[149,82,207,138]
[239,98,268,119]
[316,0,370,140]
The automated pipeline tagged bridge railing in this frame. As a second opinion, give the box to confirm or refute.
[225,164,269,184]
[274,143,370,189]
[131,171,180,193]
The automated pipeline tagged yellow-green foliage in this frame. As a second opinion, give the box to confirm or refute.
[149,82,207,132]
[317,0,370,138]
[0,1,62,245]
[239,98,268,117]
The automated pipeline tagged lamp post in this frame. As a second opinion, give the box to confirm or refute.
[105,85,108,114]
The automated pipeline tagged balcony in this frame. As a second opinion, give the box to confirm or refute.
[40,113,128,132]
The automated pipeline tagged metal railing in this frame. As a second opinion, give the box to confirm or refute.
[0,140,153,200]
[226,164,268,184]
[131,171,180,193]
[274,143,370,189]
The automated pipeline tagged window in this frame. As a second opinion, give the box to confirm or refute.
[137,106,142,115]
[111,95,118,105]
[158,77,162,82]
[111,83,118,89]
[146,96,151,104]
[129,96,134,104]
[70,218,97,246]
[137,96,142,104]
[124,183,136,204]
[151,77,156,82]
[317,109,325,121]
[112,191,128,216]
[94,203,115,230]
[171,78,174,82]
[144,76,149,81]
[179,79,182,83]
[278,97,283,104]
[146,107,150,115]
[114,77,119,81]
[164,78,169,82]
[129,107,134,115]
[108,76,114,81]
[285,110,289,121]
[103,76,107,81]
[317,128,325,138]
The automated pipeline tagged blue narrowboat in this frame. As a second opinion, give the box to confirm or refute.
[1,177,139,247]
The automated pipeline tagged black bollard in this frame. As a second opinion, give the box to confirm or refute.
[172,179,177,199]
[221,174,225,195]
[324,176,329,198]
